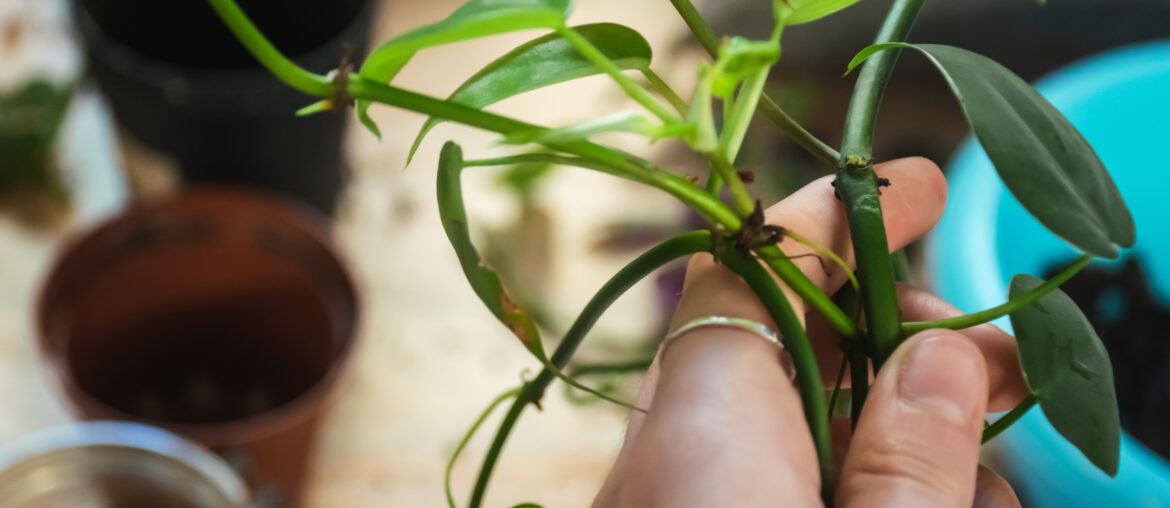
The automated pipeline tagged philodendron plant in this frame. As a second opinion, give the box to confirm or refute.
[209,0,1134,505]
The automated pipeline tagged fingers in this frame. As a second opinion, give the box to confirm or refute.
[596,329,821,507]
[974,466,1022,508]
[896,283,1029,412]
[763,156,947,298]
[598,158,951,506]
[838,330,989,508]
[671,157,947,330]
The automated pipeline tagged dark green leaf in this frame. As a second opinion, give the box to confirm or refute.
[1009,274,1120,476]
[355,0,574,137]
[437,141,542,353]
[407,23,652,164]
[849,43,1134,258]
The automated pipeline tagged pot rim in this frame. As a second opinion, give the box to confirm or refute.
[0,421,249,506]
[71,0,375,92]
[35,186,360,445]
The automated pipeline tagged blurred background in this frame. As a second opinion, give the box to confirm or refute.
[0,0,1167,506]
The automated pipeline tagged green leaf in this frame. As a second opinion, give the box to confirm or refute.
[437,141,542,352]
[1009,274,1120,476]
[406,23,652,165]
[685,61,719,152]
[361,0,573,82]
[294,100,331,117]
[843,42,898,76]
[684,37,778,154]
[355,0,574,137]
[437,141,646,412]
[713,37,779,94]
[781,0,862,26]
[850,43,1134,258]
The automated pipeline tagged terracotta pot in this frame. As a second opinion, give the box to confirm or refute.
[37,188,359,506]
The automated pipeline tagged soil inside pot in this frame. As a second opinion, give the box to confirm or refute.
[1046,257,1170,459]
[65,293,336,425]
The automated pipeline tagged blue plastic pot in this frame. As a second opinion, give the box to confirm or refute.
[929,40,1170,506]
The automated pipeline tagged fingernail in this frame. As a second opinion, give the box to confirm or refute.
[898,332,983,425]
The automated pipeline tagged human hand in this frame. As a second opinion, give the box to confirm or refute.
[593,158,1027,507]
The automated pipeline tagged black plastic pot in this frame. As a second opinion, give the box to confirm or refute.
[72,0,375,215]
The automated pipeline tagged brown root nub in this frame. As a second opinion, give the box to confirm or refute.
[733,200,784,255]
[737,170,756,184]
[330,43,356,109]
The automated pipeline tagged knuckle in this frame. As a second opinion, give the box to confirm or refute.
[842,432,969,504]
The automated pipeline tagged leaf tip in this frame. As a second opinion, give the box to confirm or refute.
[842,56,865,77]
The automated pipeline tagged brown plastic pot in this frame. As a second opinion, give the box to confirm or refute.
[36,187,359,506]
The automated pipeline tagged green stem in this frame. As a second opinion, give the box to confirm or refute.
[834,283,868,428]
[784,229,859,291]
[668,0,721,55]
[827,347,850,420]
[467,396,526,508]
[667,0,840,166]
[461,152,738,229]
[891,249,912,283]
[836,0,926,368]
[558,27,680,123]
[839,0,924,159]
[562,357,656,404]
[569,357,655,377]
[347,78,741,230]
[718,70,769,163]
[902,254,1093,336]
[467,231,711,507]
[447,387,522,508]
[704,163,724,194]
[716,245,834,502]
[206,0,332,96]
[711,154,755,216]
[849,335,869,428]
[759,96,840,167]
[757,246,857,338]
[982,393,1038,444]
[642,69,689,115]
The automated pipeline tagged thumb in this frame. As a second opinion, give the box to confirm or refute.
[838,330,989,508]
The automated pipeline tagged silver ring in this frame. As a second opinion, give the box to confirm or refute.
[662,316,795,380]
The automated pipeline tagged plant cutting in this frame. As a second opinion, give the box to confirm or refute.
[206,0,1135,505]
